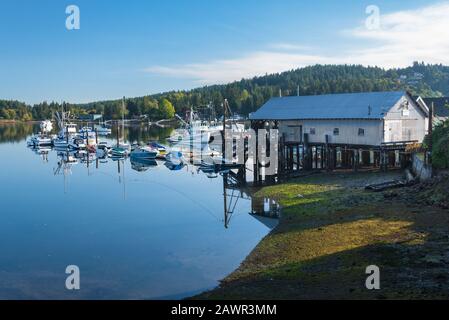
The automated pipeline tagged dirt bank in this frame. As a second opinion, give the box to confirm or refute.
[196,170,449,300]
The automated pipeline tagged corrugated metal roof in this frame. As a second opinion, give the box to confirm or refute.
[250,91,406,120]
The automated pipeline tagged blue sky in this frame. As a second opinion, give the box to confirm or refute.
[0,0,446,104]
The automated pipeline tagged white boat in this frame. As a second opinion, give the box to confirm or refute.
[29,134,54,146]
[53,125,77,148]
[27,120,55,146]
[130,146,158,160]
[69,136,86,150]
[53,107,78,149]
[168,107,244,147]
[79,128,97,146]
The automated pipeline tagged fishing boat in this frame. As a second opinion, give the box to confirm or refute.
[28,120,55,146]
[79,128,97,146]
[53,123,78,149]
[130,146,158,160]
[167,106,244,147]
[53,106,78,149]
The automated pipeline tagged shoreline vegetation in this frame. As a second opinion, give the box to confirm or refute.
[196,170,449,300]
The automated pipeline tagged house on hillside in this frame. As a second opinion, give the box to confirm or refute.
[416,97,449,124]
[249,91,429,172]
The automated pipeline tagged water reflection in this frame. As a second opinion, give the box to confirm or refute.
[28,142,280,230]
[0,122,37,143]
[0,122,173,145]
[1,123,281,299]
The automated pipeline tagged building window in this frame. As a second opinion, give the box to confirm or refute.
[333,128,339,136]
[358,128,365,136]
[310,128,316,135]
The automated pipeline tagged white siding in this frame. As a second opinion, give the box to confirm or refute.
[279,119,383,146]
[383,95,427,143]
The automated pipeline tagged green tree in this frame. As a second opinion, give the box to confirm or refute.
[158,98,175,119]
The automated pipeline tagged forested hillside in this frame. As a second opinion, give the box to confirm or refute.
[2,62,449,121]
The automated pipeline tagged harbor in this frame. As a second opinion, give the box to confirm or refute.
[0,120,279,299]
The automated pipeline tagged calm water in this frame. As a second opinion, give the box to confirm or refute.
[0,123,279,299]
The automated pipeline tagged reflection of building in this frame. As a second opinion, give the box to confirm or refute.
[250,197,280,229]
[222,172,280,229]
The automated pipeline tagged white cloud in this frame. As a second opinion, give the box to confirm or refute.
[145,2,449,84]
[145,51,331,85]
[345,1,449,68]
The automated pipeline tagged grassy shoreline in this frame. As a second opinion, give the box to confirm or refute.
[196,170,449,300]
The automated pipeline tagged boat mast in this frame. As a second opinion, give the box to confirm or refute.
[122,96,126,143]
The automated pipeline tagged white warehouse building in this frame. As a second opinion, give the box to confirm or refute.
[249,91,429,171]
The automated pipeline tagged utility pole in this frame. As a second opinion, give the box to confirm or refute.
[427,102,434,165]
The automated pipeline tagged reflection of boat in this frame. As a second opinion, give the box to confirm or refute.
[148,141,167,159]
[56,151,79,164]
[130,146,157,160]
[97,141,112,151]
[96,142,110,158]
[164,161,185,171]
[32,146,52,155]
[110,146,128,157]
[166,151,184,166]
[95,126,112,135]
[148,142,168,159]
[131,158,157,172]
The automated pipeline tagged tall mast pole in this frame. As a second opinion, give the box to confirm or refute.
[122,96,125,143]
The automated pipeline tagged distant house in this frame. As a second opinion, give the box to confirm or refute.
[250,91,429,147]
[416,97,449,124]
